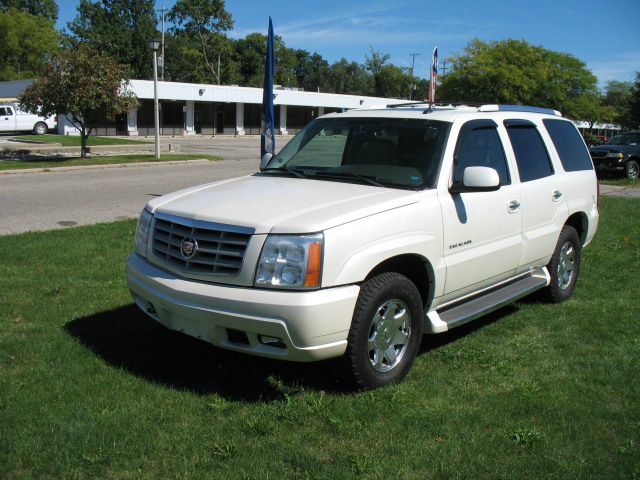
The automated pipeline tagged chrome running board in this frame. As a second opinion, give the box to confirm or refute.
[425,267,550,334]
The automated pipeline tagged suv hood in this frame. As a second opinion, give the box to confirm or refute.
[590,144,637,155]
[146,175,419,234]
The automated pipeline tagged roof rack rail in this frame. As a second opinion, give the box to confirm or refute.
[386,101,483,109]
[384,102,562,117]
[493,104,562,116]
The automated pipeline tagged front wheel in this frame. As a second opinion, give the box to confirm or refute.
[545,225,581,303]
[625,160,639,180]
[33,122,48,135]
[346,272,423,389]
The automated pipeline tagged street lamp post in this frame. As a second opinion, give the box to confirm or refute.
[149,39,161,160]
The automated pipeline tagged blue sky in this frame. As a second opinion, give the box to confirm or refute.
[55,0,640,87]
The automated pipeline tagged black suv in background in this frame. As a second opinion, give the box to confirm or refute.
[590,131,640,180]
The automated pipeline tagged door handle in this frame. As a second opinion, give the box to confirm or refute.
[552,190,562,201]
[508,200,520,212]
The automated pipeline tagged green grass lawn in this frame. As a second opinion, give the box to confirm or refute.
[1,198,638,479]
[0,153,222,170]
[10,134,150,146]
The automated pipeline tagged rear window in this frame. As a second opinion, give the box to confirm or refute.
[543,119,593,171]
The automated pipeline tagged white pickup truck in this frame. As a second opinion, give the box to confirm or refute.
[0,103,56,135]
[127,103,599,389]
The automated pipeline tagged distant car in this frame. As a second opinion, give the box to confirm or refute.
[590,131,640,180]
[0,103,57,135]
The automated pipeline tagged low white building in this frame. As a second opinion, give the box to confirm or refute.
[53,80,405,137]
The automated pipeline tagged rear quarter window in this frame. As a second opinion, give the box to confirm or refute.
[543,119,593,171]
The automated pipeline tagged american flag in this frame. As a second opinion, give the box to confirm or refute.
[428,47,438,103]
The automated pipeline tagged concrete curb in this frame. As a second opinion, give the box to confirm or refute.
[0,158,211,175]
[0,142,178,155]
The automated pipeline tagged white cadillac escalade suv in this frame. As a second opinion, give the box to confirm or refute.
[127,104,599,388]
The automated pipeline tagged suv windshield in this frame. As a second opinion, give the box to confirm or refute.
[608,132,640,145]
[263,117,450,189]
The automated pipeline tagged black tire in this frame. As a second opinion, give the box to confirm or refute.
[625,160,639,180]
[544,225,581,303]
[346,272,423,389]
[33,122,48,135]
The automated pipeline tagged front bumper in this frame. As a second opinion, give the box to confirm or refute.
[592,158,625,173]
[126,253,360,362]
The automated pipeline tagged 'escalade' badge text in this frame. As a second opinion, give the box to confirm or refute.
[449,239,472,250]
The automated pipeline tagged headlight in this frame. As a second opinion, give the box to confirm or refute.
[134,209,153,258]
[255,234,323,289]
[606,152,624,159]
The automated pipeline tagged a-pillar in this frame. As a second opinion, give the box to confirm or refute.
[235,102,245,135]
[184,100,195,136]
[279,105,288,135]
[126,105,138,136]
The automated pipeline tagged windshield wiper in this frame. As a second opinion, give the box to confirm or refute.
[311,170,385,187]
[263,166,309,179]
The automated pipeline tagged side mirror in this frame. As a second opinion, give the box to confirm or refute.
[260,152,273,170]
[451,166,500,192]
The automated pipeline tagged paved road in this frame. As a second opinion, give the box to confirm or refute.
[0,136,272,235]
[2,135,639,236]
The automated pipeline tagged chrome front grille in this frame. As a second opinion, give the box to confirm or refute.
[151,213,254,276]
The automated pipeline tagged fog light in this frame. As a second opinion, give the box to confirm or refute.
[258,335,286,349]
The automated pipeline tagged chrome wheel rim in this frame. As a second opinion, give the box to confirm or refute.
[36,124,45,134]
[367,299,411,373]
[557,241,575,290]
[627,163,639,179]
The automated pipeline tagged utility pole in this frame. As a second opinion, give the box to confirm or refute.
[439,59,449,76]
[159,4,167,81]
[409,52,420,76]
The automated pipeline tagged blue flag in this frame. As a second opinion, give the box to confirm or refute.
[261,17,275,159]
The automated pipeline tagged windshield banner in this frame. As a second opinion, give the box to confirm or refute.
[261,17,275,158]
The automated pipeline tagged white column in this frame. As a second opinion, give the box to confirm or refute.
[184,100,195,136]
[318,106,325,117]
[279,104,288,135]
[235,102,245,135]
[126,106,138,136]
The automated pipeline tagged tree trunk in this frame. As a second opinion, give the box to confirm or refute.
[81,125,88,158]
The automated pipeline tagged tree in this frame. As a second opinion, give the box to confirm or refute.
[68,0,158,79]
[168,0,233,85]
[0,8,58,80]
[628,72,640,129]
[294,50,330,92]
[0,0,57,21]
[19,45,136,158]
[603,79,634,129]
[438,39,599,119]
[327,58,372,96]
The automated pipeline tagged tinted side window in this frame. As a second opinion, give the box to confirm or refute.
[543,119,593,171]
[453,127,510,185]
[506,126,554,182]
[0,107,6,116]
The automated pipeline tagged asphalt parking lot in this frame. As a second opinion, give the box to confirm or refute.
[0,135,284,235]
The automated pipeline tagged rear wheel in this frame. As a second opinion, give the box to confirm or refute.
[346,272,423,389]
[625,160,639,180]
[33,122,48,135]
[545,225,581,303]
